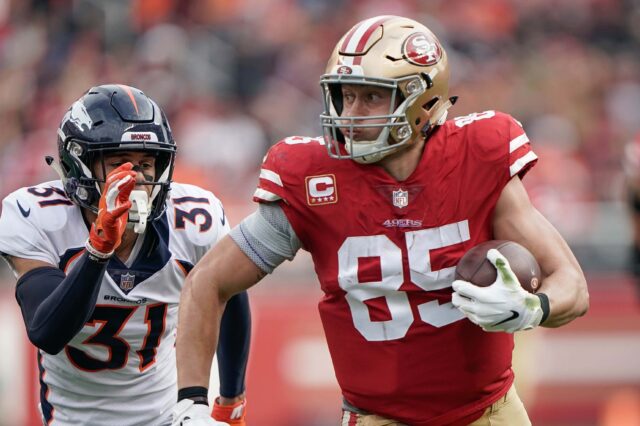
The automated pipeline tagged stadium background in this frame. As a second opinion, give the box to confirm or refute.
[0,0,639,425]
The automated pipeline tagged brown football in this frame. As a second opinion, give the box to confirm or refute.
[454,240,541,293]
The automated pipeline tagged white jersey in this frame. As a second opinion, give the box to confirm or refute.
[0,180,229,426]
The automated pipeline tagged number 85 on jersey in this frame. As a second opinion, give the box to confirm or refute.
[337,220,469,341]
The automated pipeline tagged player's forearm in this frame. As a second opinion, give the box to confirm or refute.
[176,266,224,389]
[176,236,264,390]
[217,291,251,398]
[15,253,107,354]
[538,266,589,328]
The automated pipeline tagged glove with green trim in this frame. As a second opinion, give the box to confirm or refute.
[451,248,544,333]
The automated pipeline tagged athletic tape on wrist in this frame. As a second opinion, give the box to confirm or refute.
[84,239,113,262]
[537,292,550,324]
[178,386,209,405]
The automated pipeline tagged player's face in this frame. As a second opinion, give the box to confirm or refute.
[339,84,394,141]
[94,152,156,197]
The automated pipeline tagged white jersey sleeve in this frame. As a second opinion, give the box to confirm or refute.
[165,183,230,264]
[0,182,76,266]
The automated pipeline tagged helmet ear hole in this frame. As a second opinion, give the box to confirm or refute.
[328,84,344,115]
[423,97,439,111]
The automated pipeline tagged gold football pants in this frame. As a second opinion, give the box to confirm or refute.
[340,384,531,426]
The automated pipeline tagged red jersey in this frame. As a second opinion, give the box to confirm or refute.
[253,111,537,426]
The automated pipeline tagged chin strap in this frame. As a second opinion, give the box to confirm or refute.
[420,97,458,138]
[45,156,68,186]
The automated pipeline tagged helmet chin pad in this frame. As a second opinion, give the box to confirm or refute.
[344,128,393,164]
[343,125,414,164]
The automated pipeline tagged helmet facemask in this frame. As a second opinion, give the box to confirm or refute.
[319,16,455,164]
[321,74,434,164]
[57,138,176,231]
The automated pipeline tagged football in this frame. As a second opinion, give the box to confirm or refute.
[454,240,541,293]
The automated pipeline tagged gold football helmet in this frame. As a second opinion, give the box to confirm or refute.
[320,16,456,164]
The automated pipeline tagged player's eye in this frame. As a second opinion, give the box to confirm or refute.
[367,92,382,103]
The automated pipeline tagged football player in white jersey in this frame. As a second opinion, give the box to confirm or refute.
[0,85,250,426]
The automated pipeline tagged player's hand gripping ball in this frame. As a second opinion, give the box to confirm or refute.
[452,241,545,333]
[454,240,541,293]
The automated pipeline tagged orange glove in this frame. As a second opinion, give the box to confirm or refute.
[87,163,136,256]
[211,397,246,426]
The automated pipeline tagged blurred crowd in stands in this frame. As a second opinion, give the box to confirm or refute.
[1,0,639,270]
[3,3,640,424]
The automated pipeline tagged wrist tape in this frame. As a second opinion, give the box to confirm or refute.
[536,292,550,324]
[178,386,209,405]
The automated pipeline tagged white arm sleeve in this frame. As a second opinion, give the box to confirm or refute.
[229,203,301,273]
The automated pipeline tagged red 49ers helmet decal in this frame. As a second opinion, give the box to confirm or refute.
[402,32,442,66]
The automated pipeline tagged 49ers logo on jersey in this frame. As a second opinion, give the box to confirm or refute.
[306,174,338,206]
[402,32,442,66]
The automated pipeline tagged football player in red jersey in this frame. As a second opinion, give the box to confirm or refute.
[173,16,589,425]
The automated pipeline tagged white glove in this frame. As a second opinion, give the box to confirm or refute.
[451,249,543,333]
[171,400,230,426]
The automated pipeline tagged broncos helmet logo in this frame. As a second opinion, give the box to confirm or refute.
[68,101,93,132]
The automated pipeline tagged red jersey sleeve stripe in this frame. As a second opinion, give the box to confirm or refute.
[253,188,281,202]
[509,151,538,177]
[259,168,283,186]
[509,133,529,153]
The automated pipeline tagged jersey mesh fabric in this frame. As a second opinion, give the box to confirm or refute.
[229,202,301,273]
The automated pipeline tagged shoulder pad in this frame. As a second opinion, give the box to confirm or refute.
[167,183,228,249]
[254,136,327,204]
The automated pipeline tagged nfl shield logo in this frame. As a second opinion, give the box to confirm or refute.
[392,189,409,208]
[119,272,135,291]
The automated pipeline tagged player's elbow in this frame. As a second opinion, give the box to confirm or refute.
[183,266,227,306]
[27,331,66,355]
[548,270,589,328]
[576,276,590,318]
[569,267,590,318]
[25,316,77,355]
